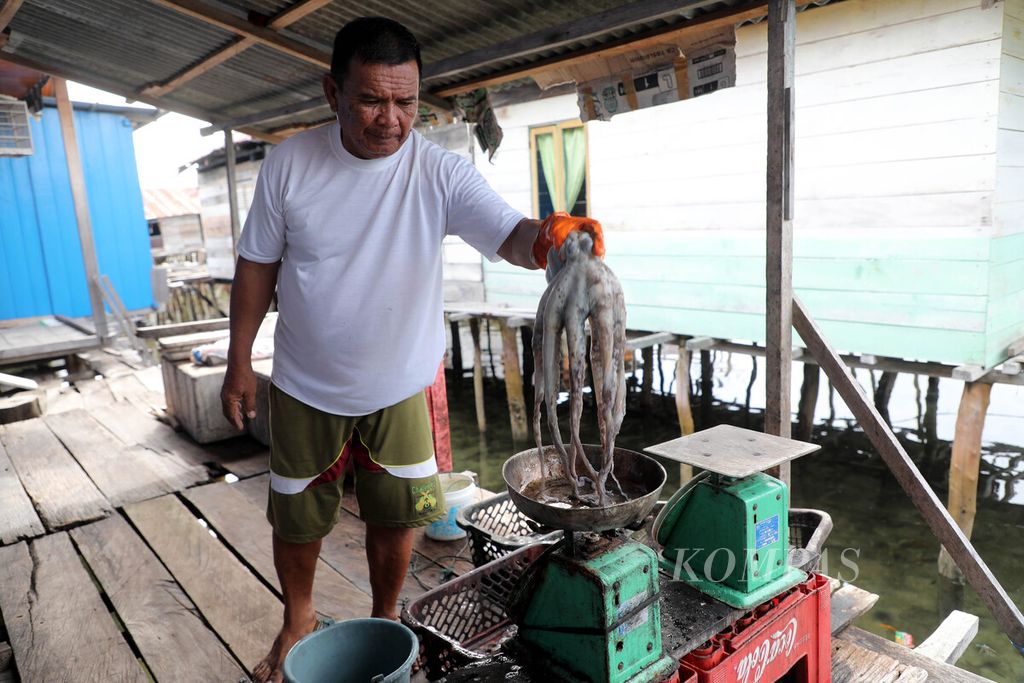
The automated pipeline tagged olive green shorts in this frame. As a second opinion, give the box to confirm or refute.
[267,384,446,543]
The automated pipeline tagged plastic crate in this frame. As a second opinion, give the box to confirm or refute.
[455,491,560,567]
[401,542,552,680]
[679,573,832,683]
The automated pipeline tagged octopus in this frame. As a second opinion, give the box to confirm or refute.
[532,229,627,507]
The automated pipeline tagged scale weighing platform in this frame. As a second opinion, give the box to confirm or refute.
[644,425,819,608]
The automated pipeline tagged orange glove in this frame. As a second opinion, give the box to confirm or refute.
[531,212,606,269]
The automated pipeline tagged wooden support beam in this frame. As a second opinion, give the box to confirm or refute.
[136,317,230,339]
[641,346,655,408]
[675,346,695,484]
[999,358,1022,375]
[699,349,713,426]
[498,320,529,443]
[448,319,463,378]
[873,370,897,426]
[684,336,716,351]
[939,381,991,581]
[0,0,24,32]
[54,78,109,343]
[521,326,534,399]
[430,0,825,97]
[915,610,979,665]
[141,36,257,97]
[952,364,986,382]
[764,0,795,450]
[422,0,722,85]
[200,96,327,136]
[469,317,486,433]
[224,129,241,261]
[0,50,282,143]
[793,296,1024,649]
[626,331,676,351]
[147,0,331,68]
[796,362,819,442]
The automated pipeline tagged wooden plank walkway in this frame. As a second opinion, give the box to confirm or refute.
[0,360,479,680]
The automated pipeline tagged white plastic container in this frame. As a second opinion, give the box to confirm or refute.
[425,472,477,541]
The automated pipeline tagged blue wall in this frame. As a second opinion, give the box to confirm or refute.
[0,106,153,320]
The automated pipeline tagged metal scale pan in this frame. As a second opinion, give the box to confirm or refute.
[502,444,666,532]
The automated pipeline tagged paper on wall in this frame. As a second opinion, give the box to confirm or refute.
[532,27,737,122]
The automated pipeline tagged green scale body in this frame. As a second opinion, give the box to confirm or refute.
[656,472,805,608]
[514,538,676,683]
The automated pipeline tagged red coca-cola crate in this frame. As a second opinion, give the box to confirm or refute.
[678,573,831,683]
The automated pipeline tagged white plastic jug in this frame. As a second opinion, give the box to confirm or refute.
[426,472,477,541]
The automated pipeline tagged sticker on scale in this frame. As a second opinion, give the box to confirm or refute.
[616,607,650,638]
[755,514,780,549]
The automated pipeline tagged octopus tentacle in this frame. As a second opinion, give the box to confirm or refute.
[533,229,627,507]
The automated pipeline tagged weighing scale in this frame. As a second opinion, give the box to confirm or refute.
[645,425,820,608]
[435,426,825,683]
[502,443,677,683]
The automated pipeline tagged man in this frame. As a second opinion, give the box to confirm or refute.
[220,16,602,683]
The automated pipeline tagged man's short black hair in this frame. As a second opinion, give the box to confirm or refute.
[331,17,422,85]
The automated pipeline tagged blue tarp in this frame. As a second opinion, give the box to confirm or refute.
[0,106,153,320]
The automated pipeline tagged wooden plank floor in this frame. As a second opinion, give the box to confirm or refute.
[0,360,476,680]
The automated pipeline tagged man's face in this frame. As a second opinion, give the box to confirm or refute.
[323,59,419,159]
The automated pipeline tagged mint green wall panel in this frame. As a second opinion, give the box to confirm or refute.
[483,232,997,367]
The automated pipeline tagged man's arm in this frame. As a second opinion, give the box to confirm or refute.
[496,218,542,270]
[221,256,281,429]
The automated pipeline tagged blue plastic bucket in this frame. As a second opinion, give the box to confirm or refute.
[282,618,418,683]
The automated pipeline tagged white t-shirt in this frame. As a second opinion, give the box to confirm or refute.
[237,123,523,415]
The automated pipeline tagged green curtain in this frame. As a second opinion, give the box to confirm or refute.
[563,126,586,212]
[536,132,558,211]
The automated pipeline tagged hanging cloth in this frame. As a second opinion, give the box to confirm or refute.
[536,132,559,211]
[562,126,586,213]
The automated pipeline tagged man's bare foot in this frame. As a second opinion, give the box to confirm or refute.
[252,613,318,683]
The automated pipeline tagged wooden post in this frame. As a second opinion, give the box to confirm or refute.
[224,129,241,261]
[521,325,534,399]
[765,0,796,483]
[793,296,1024,649]
[700,349,713,426]
[448,319,463,380]
[499,320,529,443]
[469,317,486,433]
[641,346,654,408]
[54,78,109,342]
[675,346,695,484]
[874,370,898,426]
[938,381,992,581]
[924,376,940,459]
[796,363,819,442]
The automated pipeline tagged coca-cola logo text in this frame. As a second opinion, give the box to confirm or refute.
[734,617,798,683]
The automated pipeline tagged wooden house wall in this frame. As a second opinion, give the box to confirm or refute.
[477,0,1018,367]
[989,0,1024,364]
[198,160,261,280]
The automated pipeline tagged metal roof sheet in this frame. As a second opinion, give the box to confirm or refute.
[0,0,827,140]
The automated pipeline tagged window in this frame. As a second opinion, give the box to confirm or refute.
[0,100,33,157]
[530,120,589,218]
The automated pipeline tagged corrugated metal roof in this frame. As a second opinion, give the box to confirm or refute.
[143,187,201,220]
[0,0,830,140]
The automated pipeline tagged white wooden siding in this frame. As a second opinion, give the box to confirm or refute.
[473,0,1021,366]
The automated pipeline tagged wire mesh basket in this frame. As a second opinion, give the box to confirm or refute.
[455,491,560,567]
[401,541,552,680]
